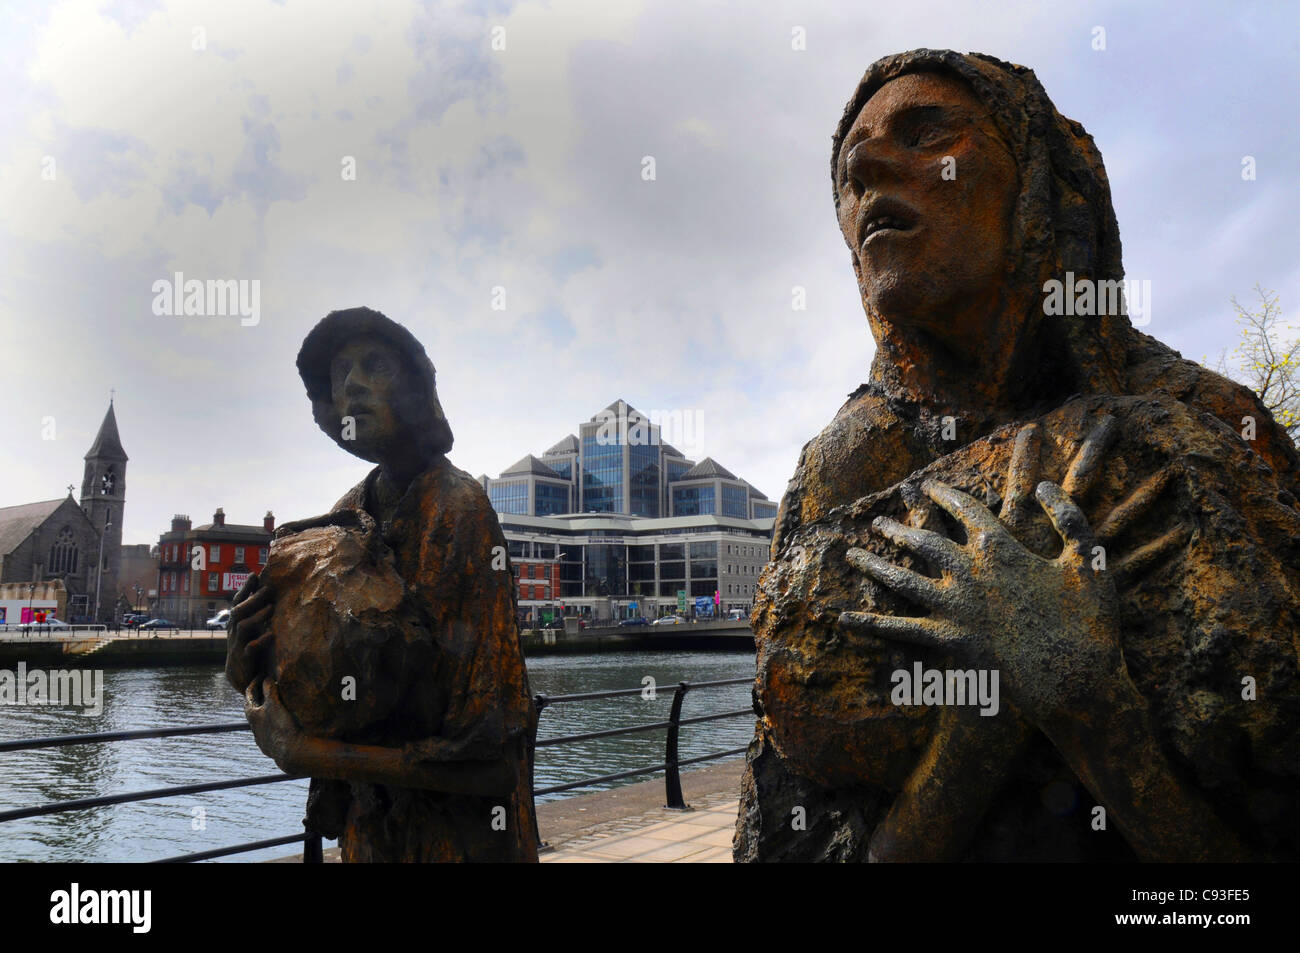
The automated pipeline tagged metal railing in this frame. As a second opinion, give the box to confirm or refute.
[0,676,753,862]
[0,625,200,640]
[533,677,751,806]
[0,624,108,638]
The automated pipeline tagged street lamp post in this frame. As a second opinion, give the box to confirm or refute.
[26,582,35,634]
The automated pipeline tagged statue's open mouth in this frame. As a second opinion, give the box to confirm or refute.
[859,197,918,247]
[862,218,914,243]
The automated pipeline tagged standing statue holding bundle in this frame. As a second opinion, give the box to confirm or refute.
[227,306,539,863]
[735,50,1300,862]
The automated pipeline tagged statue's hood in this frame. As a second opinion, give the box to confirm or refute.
[834,49,1132,396]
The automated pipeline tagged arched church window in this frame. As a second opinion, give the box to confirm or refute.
[48,527,79,575]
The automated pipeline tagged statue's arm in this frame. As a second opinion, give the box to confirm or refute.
[1043,679,1253,862]
[244,677,518,797]
[295,734,516,797]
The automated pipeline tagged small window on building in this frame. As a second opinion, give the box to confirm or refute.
[210,544,220,563]
[209,572,218,592]
[183,574,189,592]
[235,546,245,563]
[259,548,268,564]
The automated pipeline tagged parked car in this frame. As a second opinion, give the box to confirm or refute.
[20,618,70,632]
[205,609,231,630]
[540,618,564,631]
[652,616,685,626]
[122,612,149,626]
[618,617,650,627]
[139,618,176,630]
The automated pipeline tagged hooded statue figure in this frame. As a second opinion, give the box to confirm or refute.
[227,306,539,863]
[734,50,1300,862]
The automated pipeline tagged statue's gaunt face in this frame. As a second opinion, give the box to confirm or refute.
[836,71,1019,341]
[329,337,410,458]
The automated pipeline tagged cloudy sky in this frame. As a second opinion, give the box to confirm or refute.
[1,0,1296,546]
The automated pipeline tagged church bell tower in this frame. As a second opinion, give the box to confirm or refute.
[81,400,128,623]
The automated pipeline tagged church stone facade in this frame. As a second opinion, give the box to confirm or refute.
[0,403,128,623]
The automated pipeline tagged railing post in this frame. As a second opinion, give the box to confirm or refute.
[303,823,323,863]
[664,681,690,809]
[531,694,549,800]
[530,693,549,851]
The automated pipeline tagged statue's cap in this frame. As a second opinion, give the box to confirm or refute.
[296,306,453,456]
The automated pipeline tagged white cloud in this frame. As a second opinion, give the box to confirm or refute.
[0,0,1297,545]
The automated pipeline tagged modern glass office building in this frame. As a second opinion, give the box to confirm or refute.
[479,399,779,621]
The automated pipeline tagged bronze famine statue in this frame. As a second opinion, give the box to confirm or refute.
[734,50,1300,862]
[226,307,539,862]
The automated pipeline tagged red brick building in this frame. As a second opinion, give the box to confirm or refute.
[155,508,274,626]
[513,556,562,626]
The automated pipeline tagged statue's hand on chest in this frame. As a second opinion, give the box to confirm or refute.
[834,417,1187,859]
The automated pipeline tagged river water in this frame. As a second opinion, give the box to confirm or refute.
[0,651,755,862]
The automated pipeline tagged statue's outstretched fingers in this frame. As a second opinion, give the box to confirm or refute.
[999,422,1042,527]
[1061,414,1118,499]
[921,479,1004,538]
[847,547,947,610]
[872,516,965,574]
[1035,481,1094,560]
[232,571,260,606]
[1096,465,1177,542]
[1113,523,1190,583]
[837,610,957,650]
[900,480,941,530]
[230,582,273,624]
[235,603,274,659]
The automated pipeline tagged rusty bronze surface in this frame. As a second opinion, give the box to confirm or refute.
[735,50,1300,862]
[227,306,538,862]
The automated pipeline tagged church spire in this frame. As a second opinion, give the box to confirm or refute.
[84,401,128,462]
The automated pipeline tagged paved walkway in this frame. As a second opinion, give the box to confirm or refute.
[271,758,745,863]
[537,757,742,863]
[541,788,737,863]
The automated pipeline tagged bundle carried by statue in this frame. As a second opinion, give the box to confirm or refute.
[253,508,431,743]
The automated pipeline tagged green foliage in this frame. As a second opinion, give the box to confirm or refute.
[1214,285,1299,446]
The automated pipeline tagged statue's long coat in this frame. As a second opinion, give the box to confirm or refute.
[302,457,539,863]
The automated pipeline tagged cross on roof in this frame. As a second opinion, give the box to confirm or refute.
[67,484,74,495]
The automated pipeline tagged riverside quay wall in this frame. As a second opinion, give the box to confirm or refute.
[0,620,755,668]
